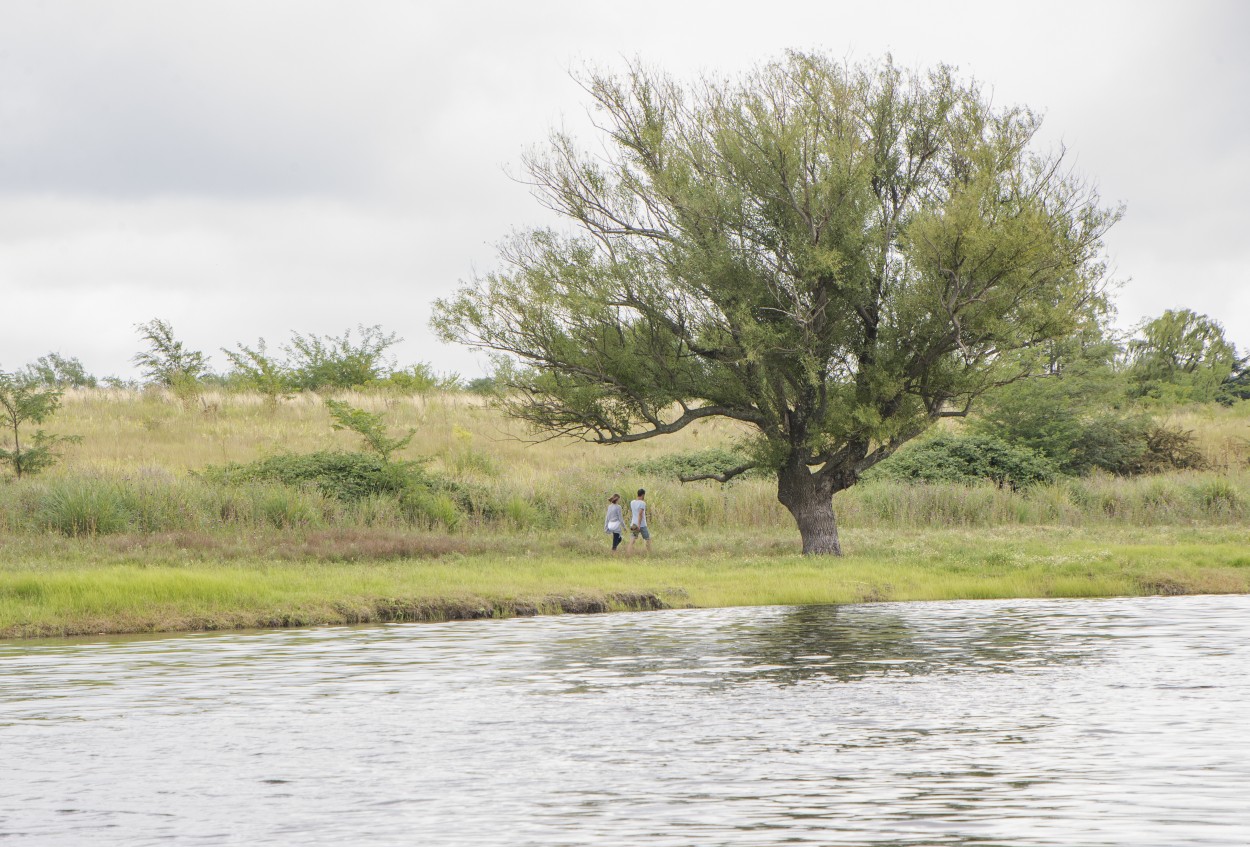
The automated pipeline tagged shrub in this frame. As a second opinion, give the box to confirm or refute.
[365,364,462,394]
[199,451,474,528]
[0,372,80,479]
[869,434,1057,489]
[200,451,421,501]
[1137,424,1207,473]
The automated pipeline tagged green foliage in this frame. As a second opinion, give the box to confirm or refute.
[23,353,98,388]
[365,363,462,393]
[325,399,416,461]
[199,450,471,531]
[465,376,498,395]
[1126,309,1238,402]
[221,339,292,405]
[37,480,134,536]
[133,319,210,394]
[200,451,421,501]
[630,448,767,482]
[1217,355,1250,406]
[971,368,1207,477]
[0,372,80,479]
[970,340,1209,476]
[399,490,462,530]
[1063,413,1158,476]
[968,341,1126,474]
[284,325,400,391]
[970,376,1139,476]
[220,328,455,397]
[868,434,1058,489]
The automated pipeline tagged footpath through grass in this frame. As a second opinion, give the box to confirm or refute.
[3,525,1248,639]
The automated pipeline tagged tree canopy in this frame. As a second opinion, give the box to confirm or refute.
[1126,309,1239,402]
[433,53,1120,553]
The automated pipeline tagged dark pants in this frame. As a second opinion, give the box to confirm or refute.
[611,532,622,550]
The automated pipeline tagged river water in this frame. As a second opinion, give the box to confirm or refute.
[2,595,1248,846]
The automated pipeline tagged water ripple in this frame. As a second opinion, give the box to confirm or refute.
[2,595,1249,845]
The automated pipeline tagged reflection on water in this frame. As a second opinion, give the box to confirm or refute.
[2,596,1249,846]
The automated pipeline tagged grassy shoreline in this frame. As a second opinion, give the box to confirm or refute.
[4,525,1248,640]
[2,391,1247,639]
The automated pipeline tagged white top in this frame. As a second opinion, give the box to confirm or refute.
[629,499,647,528]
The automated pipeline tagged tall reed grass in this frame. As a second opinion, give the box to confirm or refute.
[2,465,1247,538]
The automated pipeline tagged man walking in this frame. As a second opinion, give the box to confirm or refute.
[627,488,651,555]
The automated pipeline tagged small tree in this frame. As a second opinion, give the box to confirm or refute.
[325,399,416,461]
[0,372,80,479]
[133,318,210,400]
[433,53,1119,554]
[221,339,292,407]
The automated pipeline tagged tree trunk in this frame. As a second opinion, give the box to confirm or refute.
[776,461,842,555]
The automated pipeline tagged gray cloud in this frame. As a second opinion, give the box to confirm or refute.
[1,0,1248,380]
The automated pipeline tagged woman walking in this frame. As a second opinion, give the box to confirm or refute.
[604,493,625,552]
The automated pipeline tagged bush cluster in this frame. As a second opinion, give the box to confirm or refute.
[868,434,1057,490]
[198,451,424,501]
[199,451,478,529]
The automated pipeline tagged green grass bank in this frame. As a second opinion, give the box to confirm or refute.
[4,525,1248,639]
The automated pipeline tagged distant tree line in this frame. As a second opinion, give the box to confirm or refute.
[4,311,1244,405]
[0,309,1244,486]
[5,319,496,399]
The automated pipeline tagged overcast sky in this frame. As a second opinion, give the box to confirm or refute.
[2,0,1247,380]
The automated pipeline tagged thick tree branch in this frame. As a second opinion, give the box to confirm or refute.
[679,463,758,484]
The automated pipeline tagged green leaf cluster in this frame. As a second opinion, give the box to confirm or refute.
[970,346,1208,476]
[867,433,1057,489]
[1126,309,1239,403]
[199,451,436,501]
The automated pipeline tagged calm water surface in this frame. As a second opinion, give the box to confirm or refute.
[2,595,1249,846]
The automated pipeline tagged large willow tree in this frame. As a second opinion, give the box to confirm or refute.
[433,53,1119,554]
